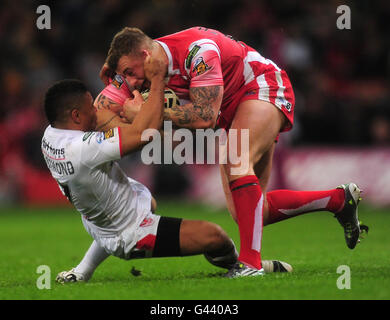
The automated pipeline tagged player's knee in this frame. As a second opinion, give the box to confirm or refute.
[222,162,256,179]
[203,221,232,251]
[262,199,270,226]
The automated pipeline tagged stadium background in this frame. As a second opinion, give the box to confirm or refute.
[0,0,389,208]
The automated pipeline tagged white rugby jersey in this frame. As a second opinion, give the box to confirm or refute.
[41,125,152,240]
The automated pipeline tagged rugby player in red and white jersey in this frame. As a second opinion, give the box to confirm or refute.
[100,27,367,278]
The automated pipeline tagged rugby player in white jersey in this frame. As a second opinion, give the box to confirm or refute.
[41,55,241,283]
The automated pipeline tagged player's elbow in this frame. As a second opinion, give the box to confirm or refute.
[198,108,219,129]
[192,118,217,129]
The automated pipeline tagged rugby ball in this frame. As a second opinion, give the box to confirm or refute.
[141,88,180,108]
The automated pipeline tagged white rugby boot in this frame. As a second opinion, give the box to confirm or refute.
[56,268,86,283]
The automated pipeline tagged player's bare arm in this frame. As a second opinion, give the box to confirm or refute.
[94,93,128,131]
[118,55,166,154]
[164,85,223,129]
[95,93,122,111]
[96,112,121,132]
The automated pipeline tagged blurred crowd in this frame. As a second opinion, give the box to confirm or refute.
[0,0,389,204]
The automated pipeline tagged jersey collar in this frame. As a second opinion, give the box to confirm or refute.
[156,40,181,78]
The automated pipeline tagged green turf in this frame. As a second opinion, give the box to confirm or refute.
[0,201,389,300]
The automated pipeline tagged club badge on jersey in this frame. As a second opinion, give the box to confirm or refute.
[192,57,211,76]
[185,45,201,69]
[111,74,125,89]
[96,129,115,144]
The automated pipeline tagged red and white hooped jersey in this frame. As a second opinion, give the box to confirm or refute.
[156,27,295,130]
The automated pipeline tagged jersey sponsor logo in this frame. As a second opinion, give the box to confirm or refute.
[276,97,292,112]
[111,74,124,89]
[82,132,94,141]
[192,57,211,76]
[275,97,292,112]
[42,138,65,160]
[285,102,292,112]
[185,45,201,69]
[96,128,115,144]
[244,90,257,96]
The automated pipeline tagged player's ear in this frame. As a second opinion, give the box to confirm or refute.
[70,108,81,124]
[141,49,150,59]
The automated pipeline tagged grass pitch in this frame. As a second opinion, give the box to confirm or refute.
[0,201,389,300]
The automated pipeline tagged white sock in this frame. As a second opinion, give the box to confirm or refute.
[73,241,109,280]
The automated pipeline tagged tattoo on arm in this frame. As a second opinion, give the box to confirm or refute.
[95,114,119,131]
[95,94,118,110]
[167,86,221,126]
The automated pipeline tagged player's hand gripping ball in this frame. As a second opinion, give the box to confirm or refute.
[141,88,180,109]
